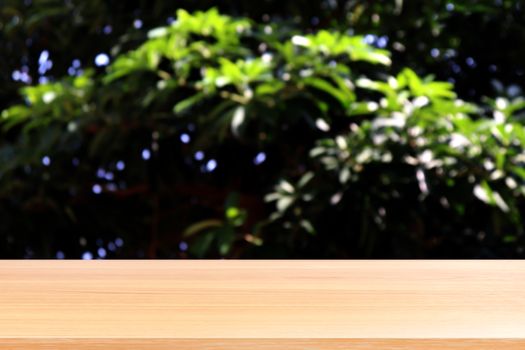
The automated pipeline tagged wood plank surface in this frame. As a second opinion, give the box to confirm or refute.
[1,261,524,349]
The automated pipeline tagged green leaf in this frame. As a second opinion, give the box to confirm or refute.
[303,77,353,109]
[297,172,315,188]
[189,232,215,258]
[300,219,316,235]
[347,101,379,116]
[217,227,235,256]
[276,196,294,212]
[473,181,509,212]
[255,82,285,96]
[513,167,525,181]
[503,235,517,243]
[173,92,207,114]
[226,207,239,219]
[183,219,223,237]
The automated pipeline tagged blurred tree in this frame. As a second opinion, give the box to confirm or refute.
[1,2,525,258]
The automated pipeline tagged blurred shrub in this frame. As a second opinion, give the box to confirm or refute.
[2,8,525,258]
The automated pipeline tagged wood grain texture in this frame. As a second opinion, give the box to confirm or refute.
[0,339,524,350]
[1,261,524,349]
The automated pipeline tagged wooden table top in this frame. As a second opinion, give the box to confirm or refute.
[1,260,524,349]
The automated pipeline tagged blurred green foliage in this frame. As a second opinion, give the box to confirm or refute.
[1,2,525,258]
